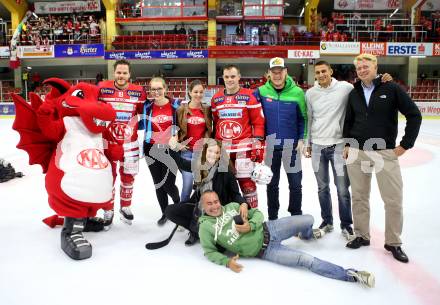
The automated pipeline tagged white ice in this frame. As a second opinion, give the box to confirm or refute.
[1,118,439,305]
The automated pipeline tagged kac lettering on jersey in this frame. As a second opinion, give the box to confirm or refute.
[152,114,173,124]
[187,116,205,125]
[218,109,243,119]
[100,88,115,95]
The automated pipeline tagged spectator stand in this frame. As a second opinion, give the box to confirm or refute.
[112,33,207,50]
[218,31,321,46]
[408,78,440,103]
[0,81,21,103]
[333,11,427,42]
[113,22,208,50]
[17,12,102,46]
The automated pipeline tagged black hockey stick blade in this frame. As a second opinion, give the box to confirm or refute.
[145,224,179,250]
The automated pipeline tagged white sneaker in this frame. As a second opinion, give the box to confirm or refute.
[341,227,355,241]
[318,221,334,233]
[347,270,375,288]
[312,228,326,239]
[103,209,114,231]
[120,206,133,225]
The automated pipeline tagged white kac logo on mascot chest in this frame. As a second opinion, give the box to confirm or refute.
[77,149,109,169]
[219,120,242,139]
[110,122,133,140]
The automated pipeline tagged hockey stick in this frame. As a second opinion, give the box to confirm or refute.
[145,224,179,250]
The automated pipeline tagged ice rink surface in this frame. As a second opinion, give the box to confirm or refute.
[1,117,439,305]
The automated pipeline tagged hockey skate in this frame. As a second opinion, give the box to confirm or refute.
[120,206,134,225]
[103,209,114,231]
[61,217,92,260]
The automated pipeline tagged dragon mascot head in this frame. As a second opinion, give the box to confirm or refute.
[12,78,116,260]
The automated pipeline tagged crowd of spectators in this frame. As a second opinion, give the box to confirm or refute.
[119,2,141,18]
[18,13,102,46]
[316,10,440,43]
[420,12,440,41]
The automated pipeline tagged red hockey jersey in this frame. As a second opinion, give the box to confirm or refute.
[211,88,265,152]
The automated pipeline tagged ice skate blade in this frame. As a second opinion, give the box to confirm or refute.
[120,216,133,225]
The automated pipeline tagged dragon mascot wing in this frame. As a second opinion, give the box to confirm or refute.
[12,93,55,173]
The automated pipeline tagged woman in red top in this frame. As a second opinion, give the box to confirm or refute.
[175,80,213,202]
[142,77,180,225]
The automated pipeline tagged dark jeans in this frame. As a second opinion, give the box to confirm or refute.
[265,147,302,220]
[144,143,180,214]
[311,143,352,229]
[165,202,195,231]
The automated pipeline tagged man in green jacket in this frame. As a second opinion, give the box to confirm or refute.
[198,190,375,287]
[254,57,307,220]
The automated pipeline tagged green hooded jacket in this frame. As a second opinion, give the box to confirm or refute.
[198,202,265,266]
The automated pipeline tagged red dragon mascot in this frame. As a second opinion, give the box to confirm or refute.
[12,78,116,260]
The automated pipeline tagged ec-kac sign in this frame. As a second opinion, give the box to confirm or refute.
[287,50,320,59]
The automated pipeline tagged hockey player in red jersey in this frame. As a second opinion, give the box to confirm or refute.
[98,59,146,228]
[211,65,265,208]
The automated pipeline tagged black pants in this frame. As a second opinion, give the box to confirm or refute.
[165,202,196,231]
[266,147,302,220]
[144,143,180,213]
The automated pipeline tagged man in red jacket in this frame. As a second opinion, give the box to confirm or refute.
[211,64,265,208]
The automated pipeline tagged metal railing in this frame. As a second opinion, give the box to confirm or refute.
[218,33,321,46]
[112,34,208,49]
[0,81,20,103]
[14,33,103,46]
[355,30,427,42]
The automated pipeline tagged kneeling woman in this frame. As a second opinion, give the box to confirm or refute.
[166,138,248,245]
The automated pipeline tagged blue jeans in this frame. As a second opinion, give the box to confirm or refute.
[311,143,352,229]
[265,147,302,220]
[180,150,193,203]
[262,215,355,282]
